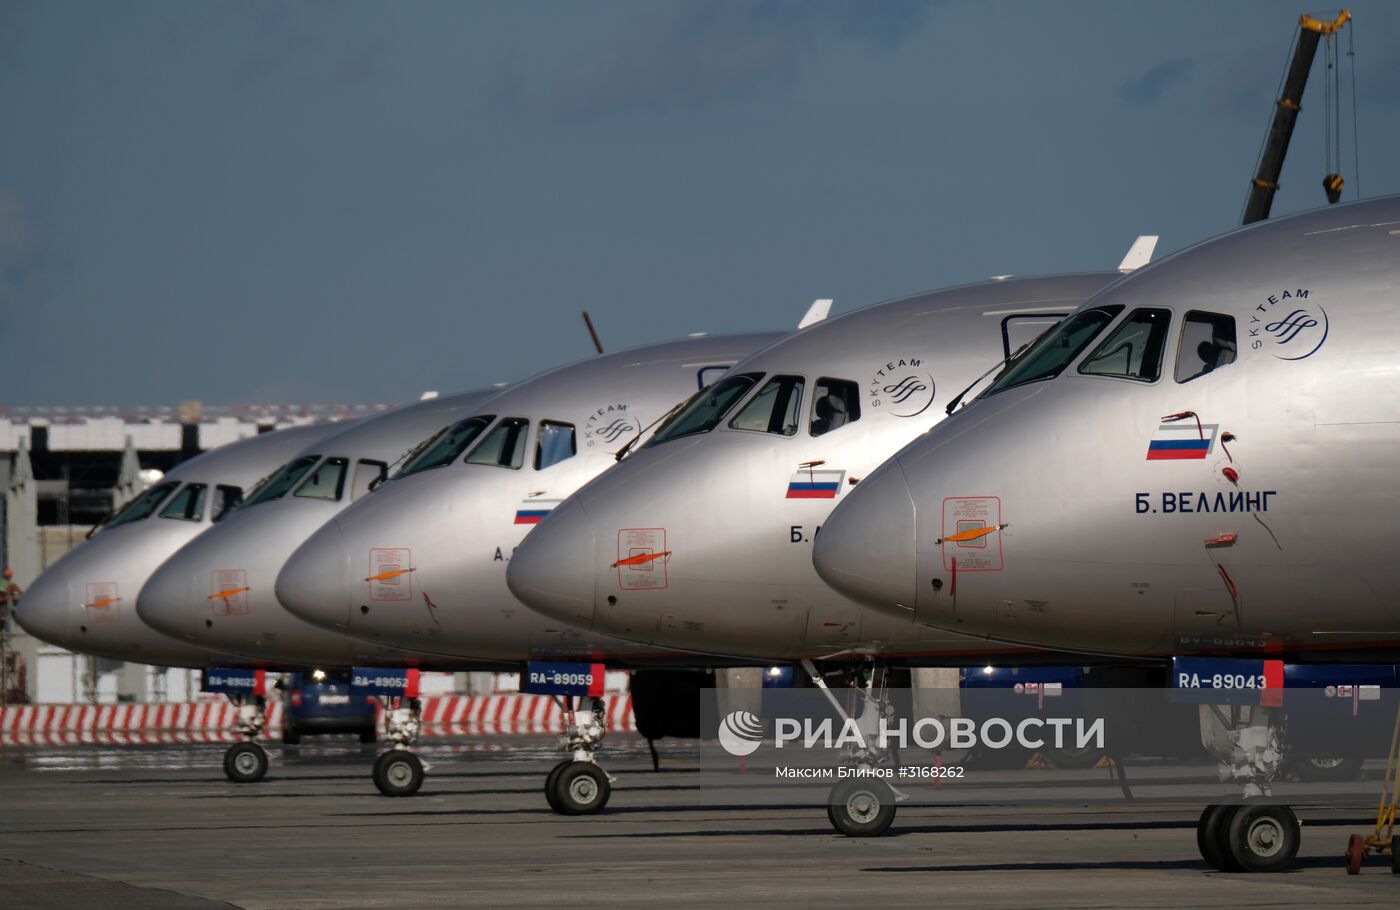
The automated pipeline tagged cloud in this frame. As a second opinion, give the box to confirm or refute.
[1119,57,1196,105]
[541,0,938,118]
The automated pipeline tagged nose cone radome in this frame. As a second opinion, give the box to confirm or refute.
[275,520,352,632]
[136,557,202,643]
[813,458,917,615]
[13,569,74,647]
[506,497,598,630]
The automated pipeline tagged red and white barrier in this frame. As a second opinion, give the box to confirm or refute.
[0,694,635,745]
[418,694,635,734]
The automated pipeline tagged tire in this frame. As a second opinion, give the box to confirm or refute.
[358,726,378,745]
[1290,755,1363,783]
[1346,833,1366,874]
[550,761,611,815]
[223,742,269,783]
[544,760,572,813]
[827,779,897,838]
[372,750,424,797]
[1392,840,1400,875]
[280,724,301,745]
[1198,804,1241,872]
[1225,804,1299,873]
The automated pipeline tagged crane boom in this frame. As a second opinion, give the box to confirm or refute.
[1242,10,1351,225]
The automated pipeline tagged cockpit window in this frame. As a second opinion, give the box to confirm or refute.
[982,305,1125,396]
[1078,308,1171,382]
[646,373,763,446]
[1176,311,1238,383]
[810,378,861,437]
[535,421,576,470]
[398,416,495,476]
[212,485,242,522]
[295,457,348,501]
[729,375,804,436]
[159,483,207,522]
[466,417,529,469]
[245,454,320,506]
[106,480,179,528]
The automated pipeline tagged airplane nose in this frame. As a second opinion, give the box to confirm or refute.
[506,498,598,629]
[13,569,74,647]
[136,559,201,642]
[812,457,917,615]
[275,520,352,632]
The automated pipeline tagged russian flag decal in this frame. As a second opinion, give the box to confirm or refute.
[1146,423,1218,461]
[514,499,561,525]
[786,469,845,499]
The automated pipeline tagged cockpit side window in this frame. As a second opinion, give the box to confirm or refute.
[212,485,242,522]
[351,460,386,500]
[982,305,1125,396]
[105,480,180,528]
[535,421,577,470]
[1175,311,1238,383]
[245,454,320,506]
[398,415,495,477]
[646,373,763,446]
[809,378,861,437]
[1078,308,1171,382]
[295,457,349,501]
[159,483,207,522]
[729,375,804,436]
[466,417,529,469]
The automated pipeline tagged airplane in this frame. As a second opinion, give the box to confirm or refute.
[135,388,500,668]
[276,255,1163,824]
[15,422,341,668]
[142,332,782,799]
[505,270,1153,663]
[811,195,1400,871]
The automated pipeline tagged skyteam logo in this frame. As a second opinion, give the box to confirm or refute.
[583,403,641,453]
[1250,288,1328,361]
[868,357,935,417]
[717,710,765,757]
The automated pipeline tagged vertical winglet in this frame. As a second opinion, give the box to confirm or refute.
[798,298,833,329]
[1117,235,1159,273]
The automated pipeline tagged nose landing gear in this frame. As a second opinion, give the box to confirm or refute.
[223,695,269,783]
[543,696,614,815]
[371,697,427,797]
[801,659,907,838]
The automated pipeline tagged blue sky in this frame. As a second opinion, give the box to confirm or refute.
[2,0,1396,405]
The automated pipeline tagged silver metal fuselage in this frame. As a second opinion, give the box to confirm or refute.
[274,333,782,665]
[14,423,340,667]
[136,391,497,667]
[814,196,1400,663]
[506,275,1120,662]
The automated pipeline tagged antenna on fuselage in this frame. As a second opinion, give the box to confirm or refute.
[798,299,833,329]
[582,311,605,354]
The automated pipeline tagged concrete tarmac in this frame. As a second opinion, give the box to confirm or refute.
[1,735,1396,909]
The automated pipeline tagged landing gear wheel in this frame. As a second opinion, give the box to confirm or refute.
[373,750,424,797]
[544,760,572,813]
[1290,755,1363,783]
[1197,805,1239,871]
[550,761,610,815]
[827,779,896,838]
[1225,804,1299,873]
[223,742,268,783]
[1346,833,1366,875]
